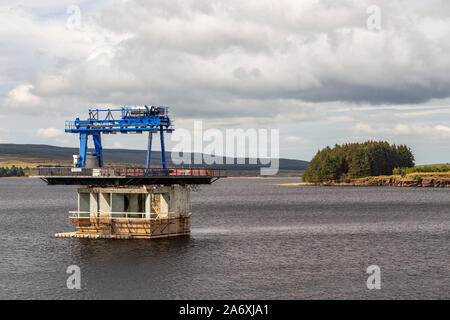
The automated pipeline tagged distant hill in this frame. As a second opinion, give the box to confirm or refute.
[0,144,308,174]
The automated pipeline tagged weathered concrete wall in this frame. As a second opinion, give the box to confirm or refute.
[169,186,190,216]
[151,194,161,213]
[145,194,151,217]
[73,185,191,239]
[99,193,111,215]
[79,186,191,213]
[160,193,169,214]
[89,193,98,217]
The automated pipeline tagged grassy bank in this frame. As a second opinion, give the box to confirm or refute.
[277,164,450,187]
[393,164,450,176]
[310,170,450,187]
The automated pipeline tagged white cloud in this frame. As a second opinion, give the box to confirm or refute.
[353,123,377,135]
[283,136,311,144]
[352,123,450,140]
[434,124,450,134]
[395,108,450,118]
[3,84,42,111]
[37,127,64,138]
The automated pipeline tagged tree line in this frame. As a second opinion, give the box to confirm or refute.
[303,141,415,182]
[0,166,28,177]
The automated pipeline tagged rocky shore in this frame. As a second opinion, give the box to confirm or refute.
[306,174,450,187]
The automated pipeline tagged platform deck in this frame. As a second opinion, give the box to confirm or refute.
[30,167,226,186]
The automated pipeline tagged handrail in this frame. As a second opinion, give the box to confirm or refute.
[31,167,227,178]
[68,210,188,220]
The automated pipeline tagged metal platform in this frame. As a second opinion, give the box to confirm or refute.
[30,167,226,186]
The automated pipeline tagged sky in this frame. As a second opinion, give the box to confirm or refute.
[1,0,450,164]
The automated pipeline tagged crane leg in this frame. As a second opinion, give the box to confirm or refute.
[160,127,166,169]
[146,131,153,169]
[79,133,88,168]
[93,133,103,168]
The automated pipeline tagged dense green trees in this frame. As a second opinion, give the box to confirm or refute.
[0,166,27,177]
[303,141,414,182]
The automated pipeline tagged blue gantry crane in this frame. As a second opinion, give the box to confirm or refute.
[65,106,173,168]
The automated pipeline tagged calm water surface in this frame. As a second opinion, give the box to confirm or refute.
[0,178,448,299]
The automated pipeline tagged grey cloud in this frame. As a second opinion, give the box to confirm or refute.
[289,81,450,105]
[2,0,450,122]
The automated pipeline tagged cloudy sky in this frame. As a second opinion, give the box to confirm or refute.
[1,0,450,164]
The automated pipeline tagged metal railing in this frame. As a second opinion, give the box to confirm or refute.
[30,167,227,178]
[68,211,189,220]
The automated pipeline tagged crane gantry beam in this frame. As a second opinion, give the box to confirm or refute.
[65,106,173,168]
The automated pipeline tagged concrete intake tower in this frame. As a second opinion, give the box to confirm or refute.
[30,106,225,239]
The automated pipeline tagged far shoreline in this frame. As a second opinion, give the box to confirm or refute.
[0,176,28,179]
[277,172,450,188]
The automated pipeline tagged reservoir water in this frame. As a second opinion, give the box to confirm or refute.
[0,177,448,299]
